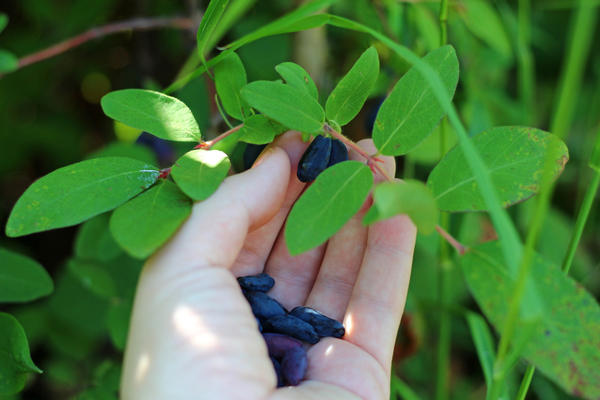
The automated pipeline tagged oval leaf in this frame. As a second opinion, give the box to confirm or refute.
[74,214,122,262]
[107,301,132,351]
[363,180,438,234]
[241,81,325,133]
[101,89,201,142]
[275,62,319,99]
[239,114,287,144]
[0,50,18,74]
[0,13,8,34]
[325,46,379,126]
[461,241,600,399]
[171,149,230,201]
[460,0,512,60]
[372,45,459,155]
[0,312,41,395]
[6,157,160,237]
[285,161,373,255]
[0,249,53,303]
[196,0,229,57]
[427,127,569,212]
[68,259,117,299]
[109,180,192,259]
[214,52,251,120]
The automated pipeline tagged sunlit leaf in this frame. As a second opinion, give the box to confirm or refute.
[214,52,251,120]
[239,114,287,144]
[0,313,42,395]
[197,0,229,58]
[325,46,379,126]
[285,161,372,255]
[109,180,192,259]
[275,62,319,99]
[372,45,459,155]
[241,81,325,133]
[101,89,201,142]
[462,241,600,398]
[0,248,53,303]
[427,127,568,212]
[363,180,438,233]
[171,149,230,201]
[6,157,160,237]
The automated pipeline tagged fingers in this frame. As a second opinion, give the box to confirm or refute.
[148,145,291,277]
[230,131,310,277]
[342,213,416,374]
[304,139,396,321]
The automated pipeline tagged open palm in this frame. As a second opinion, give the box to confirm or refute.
[121,132,416,400]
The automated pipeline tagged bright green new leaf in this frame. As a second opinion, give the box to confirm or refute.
[275,62,319,99]
[285,161,372,255]
[74,214,122,262]
[0,50,18,74]
[0,313,42,395]
[363,180,438,234]
[110,180,192,259]
[6,157,160,237]
[427,127,569,212]
[101,89,201,142]
[461,241,600,399]
[171,149,230,201]
[241,81,325,133]
[372,45,459,155]
[214,52,250,120]
[461,0,512,61]
[0,14,8,34]
[107,301,132,351]
[465,312,496,387]
[239,114,287,144]
[197,0,229,58]
[68,259,117,299]
[325,46,379,126]
[0,249,53,303]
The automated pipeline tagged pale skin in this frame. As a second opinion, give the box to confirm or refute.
[121,131,417,400]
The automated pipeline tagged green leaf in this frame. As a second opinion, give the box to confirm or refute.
[87,142,157,166]
[275,62,319,100]
[197,0,229,58]
[101,89,201,142]
[68,259,117,299]
[6,157,160,237]
[363,180,438,234]
[109,180,192,259]
[460,0,512,61]
[241,81,325,133]
[325,46,379,126]
[427,127,569,212]
[106,301,132,351]
[0,50,18,74]
[285,161,372,255]
[239,114,287,144]
[0,249,53,303]
[171,149,230,201]
[0,14,8,34]
[214,52,250,120]
[74,214,122,262]
[465,312,496,387]
[461,241,600,399]
[372,45,459,155]
[0,313,41,396]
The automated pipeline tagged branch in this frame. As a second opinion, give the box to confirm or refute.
[11,17,196,73]
[435,225,467,255]
[195,124,244,149]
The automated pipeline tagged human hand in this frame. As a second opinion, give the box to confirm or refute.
[121,131,417,400]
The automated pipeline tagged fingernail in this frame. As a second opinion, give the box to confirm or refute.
[252,146,276,168]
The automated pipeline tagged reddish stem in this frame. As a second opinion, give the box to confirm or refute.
[11,17,195,72]
[194,123,244,149]
[323,124,391,181]
[435,225,467,255]
[158,167,172,179]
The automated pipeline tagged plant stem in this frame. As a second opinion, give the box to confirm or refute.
[439,0,448,46]
[517,0,535,124]
[435,224,466,256]
[515,365,535,400]
[196,123,243,149]
[8,17,195,73]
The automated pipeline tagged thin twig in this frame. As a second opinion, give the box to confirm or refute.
[435,225,467,255]
[12,17,195,72]
[195,123,244,149]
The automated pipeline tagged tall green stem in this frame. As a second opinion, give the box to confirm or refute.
[517,0,534,124]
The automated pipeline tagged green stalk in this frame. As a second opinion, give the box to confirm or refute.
[515,365,535,400]
[516,0,535,124]
[439,0,448,46]
[489,1,597,398]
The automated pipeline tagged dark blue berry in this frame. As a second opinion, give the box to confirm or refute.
[289,306,345,338]
[244,291,286,320]
[297,135,332,182]
[264,314,319,344]
[327,139,348,167]
[281,346,308,386]
[237,273,275,292]
[262,333,303,358]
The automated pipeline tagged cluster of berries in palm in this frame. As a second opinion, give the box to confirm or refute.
[238,273,345,387]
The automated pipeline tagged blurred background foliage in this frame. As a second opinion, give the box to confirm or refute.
[0,0,598,399]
